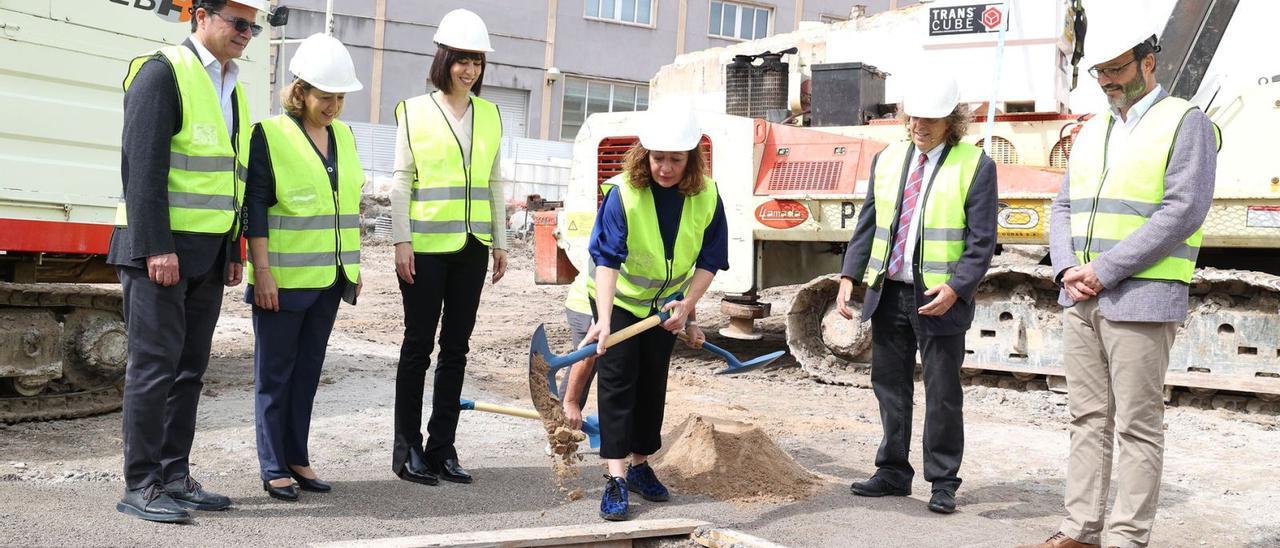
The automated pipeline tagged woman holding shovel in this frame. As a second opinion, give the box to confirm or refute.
[389,8,508,487]
[579,103,729,521]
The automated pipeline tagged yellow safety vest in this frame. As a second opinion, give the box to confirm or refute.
[246,115,363,289]
[1068,96,1219,283]
[397,93,502,254]
[565,183,617,314]
[587,174,719,317]
[115,45,248,236]
[864,141,983,289]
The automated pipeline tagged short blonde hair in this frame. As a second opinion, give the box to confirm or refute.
[279,78,314,118]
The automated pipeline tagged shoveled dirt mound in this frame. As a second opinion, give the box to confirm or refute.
[652,415,822,503]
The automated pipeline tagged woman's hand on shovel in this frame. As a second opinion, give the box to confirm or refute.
[580,319,611,356]
[683,322,705,348]
[661,299,692,334]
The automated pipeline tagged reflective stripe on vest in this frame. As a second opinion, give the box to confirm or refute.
[397,93,502,254]
[114,45,247,235]
[246,115,363,290]
[863,141,982,289]
[565,184,617,315]
[1067,96,1218,284]
[587,174,719,318]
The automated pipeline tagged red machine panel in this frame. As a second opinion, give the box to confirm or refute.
[753,120,885,195]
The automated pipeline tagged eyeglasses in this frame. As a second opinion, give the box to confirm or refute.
[210,11,263,37]
[1088,57,1137,79]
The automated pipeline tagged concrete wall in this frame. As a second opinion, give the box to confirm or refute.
[274,1,913,138]
[652,0,1076,114]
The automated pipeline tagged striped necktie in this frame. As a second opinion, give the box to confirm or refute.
[886,152,929,278]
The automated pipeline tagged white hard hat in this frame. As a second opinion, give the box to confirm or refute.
[902,72,961,119]
[289,33,363,93]
[433,9,494,53]
[638,103,701,152]
[225,0,269,12]
[1081,0,1159,69]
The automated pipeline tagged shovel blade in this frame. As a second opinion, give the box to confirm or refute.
[715,349,786,375]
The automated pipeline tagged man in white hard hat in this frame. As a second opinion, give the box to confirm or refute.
[1020,1,1218,547]
[837,73,998,515]
[109,0,267,523]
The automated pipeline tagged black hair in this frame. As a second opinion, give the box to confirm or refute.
[1132,34,1161,69]
[429,46,486,95]
[189,1,229,33]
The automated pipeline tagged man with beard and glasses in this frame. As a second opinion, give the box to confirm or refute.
[1020,2,1219,547]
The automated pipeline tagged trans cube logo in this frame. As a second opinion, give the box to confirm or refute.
[981,6,1003,30]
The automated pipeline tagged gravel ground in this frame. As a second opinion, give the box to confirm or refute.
[1,242,1277,547]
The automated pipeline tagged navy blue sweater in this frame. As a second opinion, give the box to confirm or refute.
[588,181,729,274]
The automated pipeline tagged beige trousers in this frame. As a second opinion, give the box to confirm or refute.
[1059,298,1178,548]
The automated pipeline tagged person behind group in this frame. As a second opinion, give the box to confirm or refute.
[837,72,998,515]
[559,268,706,430]
[579,104,729,521]
[1020,2,1218,547]
[244,33,364,502]
[109,0,267,523]
[389,8,509,487]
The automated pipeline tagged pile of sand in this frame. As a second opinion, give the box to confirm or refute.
[652,415,822,503]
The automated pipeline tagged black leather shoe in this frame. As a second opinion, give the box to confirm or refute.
[397,446,439,486]
[850,476,911,497]
[427,458,473,484]
[289,470,332,493]
[928,490,957,514]
[117,484,191,523]
[263,480,299,501]
[164,476,232,511]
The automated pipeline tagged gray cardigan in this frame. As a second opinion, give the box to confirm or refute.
[1048,90,1218,322]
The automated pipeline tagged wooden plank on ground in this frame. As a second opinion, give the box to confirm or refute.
[692,526,790,548]
[311,518,710,548]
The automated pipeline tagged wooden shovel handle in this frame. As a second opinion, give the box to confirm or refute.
[601,314,663,350]
[675,331,704,349]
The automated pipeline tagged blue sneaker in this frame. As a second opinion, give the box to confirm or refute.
[625,462,670,502]
[599,475,629,521]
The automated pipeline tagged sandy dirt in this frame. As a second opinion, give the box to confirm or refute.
[1,242,1278,547]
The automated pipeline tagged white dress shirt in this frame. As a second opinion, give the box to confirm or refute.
[189,35,240,136]
[1105,84,1164,168]
[888,142,945,284]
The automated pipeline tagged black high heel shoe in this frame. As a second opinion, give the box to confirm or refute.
[289,470,332,493]
[263,480,299,501]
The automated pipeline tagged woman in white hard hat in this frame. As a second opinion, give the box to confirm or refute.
[837,72,998,515]
[579,104,729,521]
[244,32,364,502]
[390,8,509,487]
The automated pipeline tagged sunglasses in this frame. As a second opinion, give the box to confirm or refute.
[211,11,263,37]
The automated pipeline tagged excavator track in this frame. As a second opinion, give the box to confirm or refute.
[0,283,126,423]
[785,266,1280,410]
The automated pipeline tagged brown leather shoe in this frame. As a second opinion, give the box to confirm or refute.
[1015,531,1101,548]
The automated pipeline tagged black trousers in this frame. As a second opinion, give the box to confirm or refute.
[594,304,677,460]
[118,260,225,490]
[392,236,488,470]
[253,283,343,481]
[869,280,966,494]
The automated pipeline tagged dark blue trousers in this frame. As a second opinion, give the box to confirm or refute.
[252,283,343,481]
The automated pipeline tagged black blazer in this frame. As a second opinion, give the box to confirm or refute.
[840,143,999,336]
[107,39,242,279]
